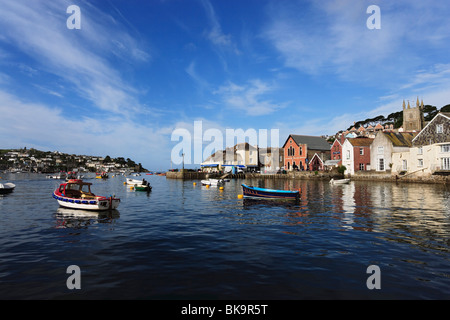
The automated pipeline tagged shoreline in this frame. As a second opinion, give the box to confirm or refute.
[166,170,449,185]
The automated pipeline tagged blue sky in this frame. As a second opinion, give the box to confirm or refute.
[1,0,450,171]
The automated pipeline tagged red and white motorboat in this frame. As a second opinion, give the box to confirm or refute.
[53,179,120,211]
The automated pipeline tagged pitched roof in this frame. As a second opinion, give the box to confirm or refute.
[440,112,450,119]
[347,137,374,147]
[382,132,417,147]
[412,112,450,143]
[283,134,331,150]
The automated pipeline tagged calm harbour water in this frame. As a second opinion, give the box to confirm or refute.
[0,173,449,300]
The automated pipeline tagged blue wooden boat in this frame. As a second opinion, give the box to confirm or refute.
[241,184,300,201]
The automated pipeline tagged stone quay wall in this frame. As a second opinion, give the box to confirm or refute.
[166,170,449,184]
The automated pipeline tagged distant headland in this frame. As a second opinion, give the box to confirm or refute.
[0,147,147,173]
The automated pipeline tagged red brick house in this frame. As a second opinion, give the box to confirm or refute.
[282,135,331,171]
[341,137,374,175]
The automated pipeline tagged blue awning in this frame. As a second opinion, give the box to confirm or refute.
[221,165,246,168]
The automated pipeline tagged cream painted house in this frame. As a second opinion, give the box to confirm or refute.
[370,131,416,172]
[392,112,450,176]
[201,142,259,172]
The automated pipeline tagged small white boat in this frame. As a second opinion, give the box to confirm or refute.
[0,182,15,194]
[125,178,151,192]
[46,172,67,179]
[330,178,350,185]
[126,178,146,185]
[201,178,224,186]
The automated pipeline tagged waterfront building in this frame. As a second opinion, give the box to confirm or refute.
[392,112,450,176]
[201,142,259,172]
[258,147,284,173]
[341,137,374,175]
[282,135,331,171]
[370,132,417,172]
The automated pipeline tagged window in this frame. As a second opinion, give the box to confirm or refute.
[418,159,423,167]
[378,146,384,154]
[402,160,407,171]
[441,144,450,153]
[299,147,302,156]
[418,146,423,155]
[378,158,385,171]
[442,158,450,170]
[436,124,443,133]
[360,148,364,155]
[359,163,365,171]
[346,150,350,160]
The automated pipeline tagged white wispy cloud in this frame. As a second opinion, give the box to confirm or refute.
[0,0,150,117]
[185,61,211,92]
[200,0,240,55]
[264,0,450,85]
[0,89,171,168]
[214,79,285,116]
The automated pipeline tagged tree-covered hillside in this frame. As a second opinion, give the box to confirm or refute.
[346,104,450,131]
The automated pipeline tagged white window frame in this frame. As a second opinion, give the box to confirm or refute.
[437,124,443,133]
[417,159,423,167]
[442,158,450,170]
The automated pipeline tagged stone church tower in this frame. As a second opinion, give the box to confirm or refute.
[402,97,424,132]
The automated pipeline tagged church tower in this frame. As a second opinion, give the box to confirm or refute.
[402,97,424,132]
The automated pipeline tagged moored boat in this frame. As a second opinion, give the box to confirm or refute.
[46,171,67,179]
[329,178,350,185]
[241,184,300,201]
[53,179,120,211]
[0,182,15,194]
[201,178,224,186]
[96,172,108,179]
[126,178,152,192]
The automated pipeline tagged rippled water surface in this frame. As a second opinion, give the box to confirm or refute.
[0,173,449,299]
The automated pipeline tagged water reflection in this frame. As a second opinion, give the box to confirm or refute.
[55,207,120,229]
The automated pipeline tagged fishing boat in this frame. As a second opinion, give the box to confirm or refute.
[53,179,120,211]
[241,184,300,201]
[0,182,15,194]
[329,178,350,185]
[201,178,224,186]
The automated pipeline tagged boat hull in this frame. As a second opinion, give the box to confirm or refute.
[330,179,350,185]
[201,179,224,186]
[0,183,15,194]
[242,184,299,200]
[134,185,152,191]
[53,192,120,211]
